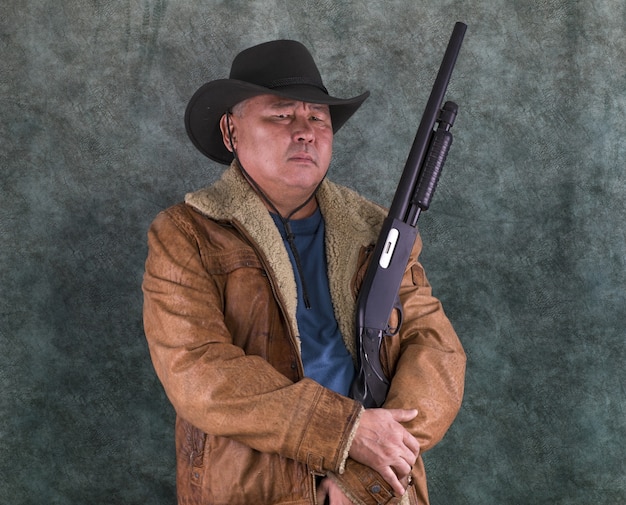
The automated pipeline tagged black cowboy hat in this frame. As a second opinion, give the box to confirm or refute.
[184,40,370,164]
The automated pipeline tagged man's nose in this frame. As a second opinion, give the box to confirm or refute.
[292,114,314,143]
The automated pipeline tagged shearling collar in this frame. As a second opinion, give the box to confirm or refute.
[184,163,386,357]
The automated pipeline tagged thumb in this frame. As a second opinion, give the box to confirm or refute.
[388,408,418,423]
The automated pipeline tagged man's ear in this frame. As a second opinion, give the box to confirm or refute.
[219,113,235,152]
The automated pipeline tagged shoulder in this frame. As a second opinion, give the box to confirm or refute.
[151,202,208,237]
[150,201,239,248]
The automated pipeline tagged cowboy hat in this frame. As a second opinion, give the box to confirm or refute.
[184,39,370,164]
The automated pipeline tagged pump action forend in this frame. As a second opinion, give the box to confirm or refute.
[350,22,467,408]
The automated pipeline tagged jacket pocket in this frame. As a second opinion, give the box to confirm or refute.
[175,417,209,504]
[191,431,206,488]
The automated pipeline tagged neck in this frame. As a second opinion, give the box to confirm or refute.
[235,161,322,221]
[267,195,319,220]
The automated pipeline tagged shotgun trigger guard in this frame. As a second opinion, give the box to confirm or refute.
[385,296,404,337]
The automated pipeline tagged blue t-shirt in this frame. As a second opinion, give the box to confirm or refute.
[271,209,355,396]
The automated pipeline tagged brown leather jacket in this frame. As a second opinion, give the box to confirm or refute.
[142,165,466,505]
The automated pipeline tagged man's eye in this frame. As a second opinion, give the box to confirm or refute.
[311,115,329,123]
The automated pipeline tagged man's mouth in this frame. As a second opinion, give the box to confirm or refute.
[289,152,316,164]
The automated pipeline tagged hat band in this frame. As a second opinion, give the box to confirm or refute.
[264,76,328,94]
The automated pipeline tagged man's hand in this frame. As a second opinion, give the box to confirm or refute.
[348,408,420,496]
[316,477,354,505]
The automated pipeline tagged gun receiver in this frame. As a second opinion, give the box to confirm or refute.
[350,22,467,408]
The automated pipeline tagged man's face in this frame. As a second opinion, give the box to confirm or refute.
[220,94,333,216]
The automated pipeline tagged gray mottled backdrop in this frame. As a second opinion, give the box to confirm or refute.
[2,0,625,503]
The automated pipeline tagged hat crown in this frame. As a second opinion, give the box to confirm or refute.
[229,40,327,93]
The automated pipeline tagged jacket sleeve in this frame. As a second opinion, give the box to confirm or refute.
[384,233,466,450]
[142,207,363,475]
[331,234,466,504]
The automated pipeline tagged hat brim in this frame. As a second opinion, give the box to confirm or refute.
[185,79,370,164]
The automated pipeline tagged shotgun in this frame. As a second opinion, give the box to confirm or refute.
[350,22,467,408]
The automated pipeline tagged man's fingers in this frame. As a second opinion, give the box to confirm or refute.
[379,466,406,497]
[316,478,329,504]
[392,457,413,481]
[317,477,356,505]
[349,407,421,496]
[403,431,421,459]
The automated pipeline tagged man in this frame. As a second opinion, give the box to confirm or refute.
[143,40,465,505]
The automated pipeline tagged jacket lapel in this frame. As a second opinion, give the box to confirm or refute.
[184,163,385,360]
[317,180,385,356]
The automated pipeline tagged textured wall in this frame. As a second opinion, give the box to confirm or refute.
[2,0,624,503]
